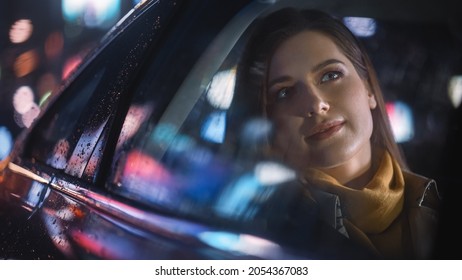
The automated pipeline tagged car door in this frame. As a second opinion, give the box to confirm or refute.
[1,0,313,259]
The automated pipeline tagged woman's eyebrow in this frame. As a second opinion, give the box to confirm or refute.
[268,75,291,89]
[312,58,345,72]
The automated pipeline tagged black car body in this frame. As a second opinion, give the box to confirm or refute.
[1,0,461,259]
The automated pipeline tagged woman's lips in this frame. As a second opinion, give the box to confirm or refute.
[306,121,344,141]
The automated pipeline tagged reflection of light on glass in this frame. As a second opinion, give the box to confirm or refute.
[240,117,272,145]
[45,31,64,59]
[206,68,236,110]
[120,150,174,204]
[151,123,177,146]
[201,111,226,144]
[124,150,171,183]
[386,101,415,143]
[39,91,52,107]
[37,72,57,98]
[25,181,49,207]
[14,50,39,77]
[62,0,121,29]
[43,210,74,256]
[21,103,41,128]
[70,230,119,259]
[215,173,260,219]
[198,231,281,257]
[62,55,83,80]
[448,75,462,108]
[13,86,35,114]
[47,139,70,169]
[254,161,296,186]
[343,17,377,37]
[9,19,33,43]
[132,0,144,7]
[116,104,153,150]
[12,86,41,128]
[66,118,108,177]
[170,134,195,153]
[0,127,13,160]
[198,231,239,251]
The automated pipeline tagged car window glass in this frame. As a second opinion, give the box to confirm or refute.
[108,1,287,225]
[24,1,178,184]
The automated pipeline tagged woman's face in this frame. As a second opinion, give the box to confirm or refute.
[267,31,377,174]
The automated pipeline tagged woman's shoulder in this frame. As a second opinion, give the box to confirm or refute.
[402,170,440,258]
[402,170,440,210]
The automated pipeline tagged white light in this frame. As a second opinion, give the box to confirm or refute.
[13,86,35,114]
[254,161,296,186]
[62,0,86,21]
[21,103,41,128]
[343,17,377,37]
[206,68,236,110]
[9,19,33,44]
[448,75,462,108]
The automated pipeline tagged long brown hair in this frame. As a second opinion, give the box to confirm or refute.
[238,7,408,169]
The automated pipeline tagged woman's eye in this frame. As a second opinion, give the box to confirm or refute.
[276,88,290,100]
[320,71,343,83]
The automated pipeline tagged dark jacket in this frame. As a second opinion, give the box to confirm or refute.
[312,171,440,259]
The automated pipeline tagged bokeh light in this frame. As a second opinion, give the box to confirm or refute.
[254,161,296,186]
[37,72,58,98]
[343,17,377,37]
[62,55,83,80]
[62,0,121,29]
[0,126,14,160]
[386,101,415,143]
[44,31,64,59]
[13,86,35,114]
[9,19,34,44]
[12,86,41,128]
[201,111,226,144]
[206,68,236,110]
[448,75,462,108]
[21,103,41,128]
[13,50,39,77]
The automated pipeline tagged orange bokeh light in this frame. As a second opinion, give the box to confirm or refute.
[14,50,39,77]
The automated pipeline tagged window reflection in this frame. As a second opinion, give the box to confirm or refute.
[107,18,297,231]
[449,75,462,108]
[113,149,176,206]
[201,111,227,144]
[206,67,236,110]
[65,118,109,177]
[198,231,283,258]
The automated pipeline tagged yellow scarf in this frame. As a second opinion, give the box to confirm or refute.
[302,151,405,235]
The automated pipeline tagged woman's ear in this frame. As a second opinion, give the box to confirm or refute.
[368,92,377,109]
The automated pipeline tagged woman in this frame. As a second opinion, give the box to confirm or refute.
[238,8,440,259]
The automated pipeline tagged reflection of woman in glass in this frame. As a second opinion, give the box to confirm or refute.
[240,8,439,259]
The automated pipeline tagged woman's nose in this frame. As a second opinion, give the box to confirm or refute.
[298,86,330,117]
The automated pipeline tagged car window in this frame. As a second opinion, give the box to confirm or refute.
[23,1,178,184]
[108,1,286,224]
